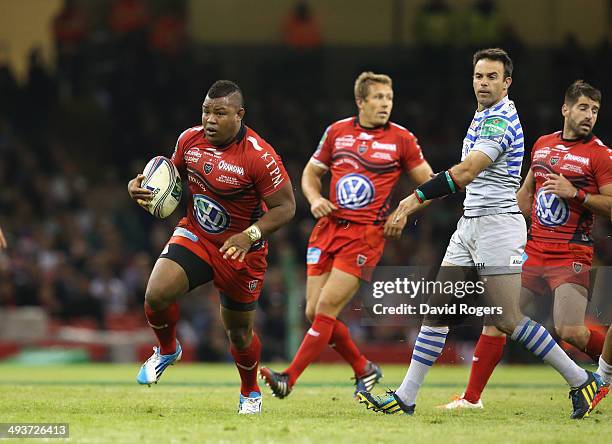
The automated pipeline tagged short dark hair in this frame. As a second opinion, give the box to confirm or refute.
[564,80,601,105]
[206,80,244,107]
[473,48,513,78]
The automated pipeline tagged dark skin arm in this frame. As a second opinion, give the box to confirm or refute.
[219,182,296,261]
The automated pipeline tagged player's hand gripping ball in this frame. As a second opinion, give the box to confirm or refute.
[129,156,182,218]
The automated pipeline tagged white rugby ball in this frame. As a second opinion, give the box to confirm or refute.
[141,156,182,218]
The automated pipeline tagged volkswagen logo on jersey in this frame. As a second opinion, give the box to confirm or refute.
[193,194,230,234]
[535,188,569,227]
[336,173,374,209]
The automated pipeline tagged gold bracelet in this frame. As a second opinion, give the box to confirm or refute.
[243,224,262,242]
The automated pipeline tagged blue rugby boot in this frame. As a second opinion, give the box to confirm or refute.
[137,340,182,386]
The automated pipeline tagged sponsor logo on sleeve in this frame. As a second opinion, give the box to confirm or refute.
[479,117,508,143]
[260,151,285,188]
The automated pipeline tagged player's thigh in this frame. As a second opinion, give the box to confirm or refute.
[316,268,361,317]
[145,257,190,309]
[219,305,256,348]
[481,273,523,334]
[553,283,588,327]
[422,261,471,327]
[305,273,330,322]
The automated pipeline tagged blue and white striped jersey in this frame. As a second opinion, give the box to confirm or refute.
[461,95,524,216]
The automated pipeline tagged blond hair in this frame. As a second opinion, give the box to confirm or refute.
[354,71,392,101]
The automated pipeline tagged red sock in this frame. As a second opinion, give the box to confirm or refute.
[463,334,506,403]
[144,301,179,355]
[284,313,336,386]
[230,332,261,396]
[329,320,368,376]
[585,329,605,361]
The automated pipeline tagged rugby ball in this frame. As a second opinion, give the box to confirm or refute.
[141,156,182,218]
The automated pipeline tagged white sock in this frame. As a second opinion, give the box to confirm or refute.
[596,356,612,385]
[512,317,587,388]
[395,325,449,406]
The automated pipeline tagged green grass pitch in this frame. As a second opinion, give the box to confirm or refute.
[0,363,609,443]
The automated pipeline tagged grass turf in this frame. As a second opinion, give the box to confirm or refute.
[0,363,609,443]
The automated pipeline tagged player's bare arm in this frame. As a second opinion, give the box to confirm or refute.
[517,168,536,217]
[393,151,492,223]
[220,182,296,261]
[0,226,6,249]
[127,174,153,208]
[301,161,337,218]
[542,174,612,217]
[385,161,434,239]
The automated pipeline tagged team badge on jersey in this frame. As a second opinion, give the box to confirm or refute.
[204,162,214,174]
[336,173,374,209]
[535,189,569,227]
[356,254,367,266]
[358,143,368,154]
[572,262,583,273]
[248,280,259,293]
[550,156,559,166]
[193,194,231,234]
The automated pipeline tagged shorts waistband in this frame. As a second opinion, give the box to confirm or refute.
[462,211,522,219]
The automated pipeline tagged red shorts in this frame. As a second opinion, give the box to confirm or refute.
[521,239,592,296]
[167,220,267,304]
[306,216,385,281]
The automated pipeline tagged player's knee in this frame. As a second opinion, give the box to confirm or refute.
[144,287,173,311]
[227,327,253,350]
[315,297,343,317]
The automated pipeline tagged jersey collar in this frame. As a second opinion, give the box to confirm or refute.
[559,132,594,144]
[353,117,389,131]
[212,122,246,150]
[475,95,509,116]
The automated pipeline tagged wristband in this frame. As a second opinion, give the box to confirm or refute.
[243,224,262,242]
[414,170,461,203]
[573,188,588,204]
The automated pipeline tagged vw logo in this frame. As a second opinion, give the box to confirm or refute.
[336,174,374,209]
[535,189,569,227]
[193,194,230,234]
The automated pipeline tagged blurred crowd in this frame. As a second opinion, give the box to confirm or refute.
[0,0,610,362]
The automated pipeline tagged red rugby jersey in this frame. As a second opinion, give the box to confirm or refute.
[171,124,291,248]
[310,117,425,224]
[529,131,612,244]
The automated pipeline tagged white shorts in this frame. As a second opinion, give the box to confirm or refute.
[443,213,526,275]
